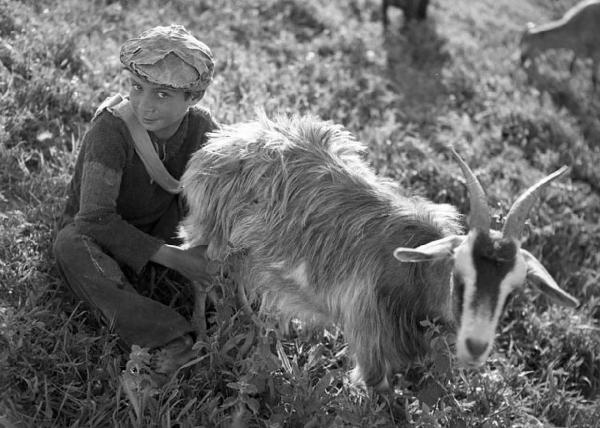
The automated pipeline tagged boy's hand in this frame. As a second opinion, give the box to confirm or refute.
[151,244,215,284]
[173,245,214,284]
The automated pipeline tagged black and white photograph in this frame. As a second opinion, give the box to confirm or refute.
[1,0,599,426]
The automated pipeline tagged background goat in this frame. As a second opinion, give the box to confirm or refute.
[180,113,579,388]
[383,0,429,29]
[520,0,600,90]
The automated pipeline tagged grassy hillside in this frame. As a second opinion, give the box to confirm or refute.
[1,0,599,426]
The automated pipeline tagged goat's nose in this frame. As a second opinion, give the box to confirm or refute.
[466,338,488,359]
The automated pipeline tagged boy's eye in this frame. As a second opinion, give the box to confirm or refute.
[131,82,142,91]
[157,91,170,99]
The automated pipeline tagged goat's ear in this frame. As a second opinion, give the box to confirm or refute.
[393,235,465,262]
[521,249,580,308]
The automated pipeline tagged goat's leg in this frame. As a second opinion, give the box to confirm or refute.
[382,0,390,29]
[192,281,209,339]
[190,256,226,339]
[569,53,577,74]
[592,58,598,92]
[416,0,429,20]
[192,282,220,340]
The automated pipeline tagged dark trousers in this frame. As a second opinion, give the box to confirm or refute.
[53,205,194,350]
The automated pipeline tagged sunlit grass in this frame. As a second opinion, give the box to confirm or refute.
[1,0,598,426]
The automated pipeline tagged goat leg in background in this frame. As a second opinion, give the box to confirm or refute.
[569,53,578,74]
[382,0,390,29]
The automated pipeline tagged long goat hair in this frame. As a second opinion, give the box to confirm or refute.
[179,111,578,387]
[180,112,462,386]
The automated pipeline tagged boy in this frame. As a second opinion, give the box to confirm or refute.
[53,24,217,378]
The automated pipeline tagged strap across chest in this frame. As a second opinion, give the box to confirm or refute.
[94,94,183,194]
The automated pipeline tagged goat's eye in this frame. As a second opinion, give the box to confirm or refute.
[252,198,259,204]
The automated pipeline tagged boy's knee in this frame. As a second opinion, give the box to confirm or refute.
[53,224,80,262]
[53,225,130,294]
[53,225,103,272]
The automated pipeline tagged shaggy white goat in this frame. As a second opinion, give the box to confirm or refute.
[180,113,579,388]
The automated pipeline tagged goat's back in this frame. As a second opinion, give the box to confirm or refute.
[527,0,600,36]
[180,112,461,331]
[181,112,459,266]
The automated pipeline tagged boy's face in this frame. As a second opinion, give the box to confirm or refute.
[127,72,200,140]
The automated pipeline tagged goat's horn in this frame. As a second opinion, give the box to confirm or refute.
[502,166,569,240]
[450,147,491,232]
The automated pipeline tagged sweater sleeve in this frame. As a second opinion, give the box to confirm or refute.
[73,114,163,273]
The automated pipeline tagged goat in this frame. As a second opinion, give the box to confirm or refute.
[383,0,429,29]
[520,0,600,90]
[179,113,579,388]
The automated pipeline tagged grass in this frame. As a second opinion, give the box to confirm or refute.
[1,0,599,426]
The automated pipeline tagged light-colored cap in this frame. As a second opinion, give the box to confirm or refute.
[120,24,214,92]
